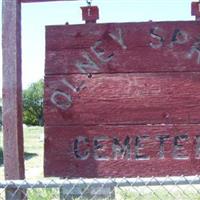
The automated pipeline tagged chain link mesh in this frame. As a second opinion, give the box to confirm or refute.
[0,176,199,199]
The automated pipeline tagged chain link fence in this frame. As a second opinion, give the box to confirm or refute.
[0,176,200,200]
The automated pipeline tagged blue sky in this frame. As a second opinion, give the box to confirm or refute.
[0,0,196,97]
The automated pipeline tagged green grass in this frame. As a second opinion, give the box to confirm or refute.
[116,185,200,200]
[0,126,44,179]
[28,188,59,200]
[23,126,44,179]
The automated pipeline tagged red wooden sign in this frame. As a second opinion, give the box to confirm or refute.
[44,21,200,178]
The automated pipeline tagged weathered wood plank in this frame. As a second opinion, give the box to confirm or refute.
[46,21,200,74]
[2,0,25,180]
[44,20,200,178]
[44,124,200,177]
[2,0,26,199]
[44,73,200,126]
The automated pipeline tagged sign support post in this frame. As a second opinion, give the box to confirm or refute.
[2,0,25,199]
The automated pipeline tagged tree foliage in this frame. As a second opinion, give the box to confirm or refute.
[23,79,44,126]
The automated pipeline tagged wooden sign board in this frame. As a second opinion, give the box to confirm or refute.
[44,21,200,178]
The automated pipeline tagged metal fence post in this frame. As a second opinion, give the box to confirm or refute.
[60,179,115,200]
[60,186,115,199]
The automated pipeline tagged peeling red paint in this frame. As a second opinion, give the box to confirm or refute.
[44,21,200,178]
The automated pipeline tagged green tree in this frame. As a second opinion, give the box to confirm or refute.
[23,79,44,126]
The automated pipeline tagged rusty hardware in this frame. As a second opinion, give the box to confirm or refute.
[81,6,99,24]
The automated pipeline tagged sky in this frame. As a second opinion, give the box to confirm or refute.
[0,0,196,97]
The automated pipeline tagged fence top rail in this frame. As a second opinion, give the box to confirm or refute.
[0,176,200,189]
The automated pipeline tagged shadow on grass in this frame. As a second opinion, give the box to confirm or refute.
[24,152,38,160]
[0,148,38,166]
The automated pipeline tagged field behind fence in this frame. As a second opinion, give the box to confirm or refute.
[0,127,199,199]
[0,126,44,180]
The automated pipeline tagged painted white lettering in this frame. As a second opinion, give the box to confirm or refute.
[112,136,131,160]
[71,134,200,161]
[173,135,189,160]
[73,136,90,160]
[135,136,150,160]
[109,28,127,50]
[156,135,170,159]
[195,135,200,159]
[75,52,99,73]
[187,41,200,64]
[62,79,77,92]
[62,79,86,93]
[91,40,114,63]
[170,29,189,46]
[149,27,164,49]
[93,136,110,161]
[51,91,72,111]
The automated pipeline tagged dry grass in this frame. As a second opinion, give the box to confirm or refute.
[0,126,44,180]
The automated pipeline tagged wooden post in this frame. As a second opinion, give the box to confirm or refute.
[2,0,25,199]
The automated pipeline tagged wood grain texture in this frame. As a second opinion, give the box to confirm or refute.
[44,73,200,126]
[44,21,200,178]
[2,0,25,180]
[46,21,200,74]
[44,125,200,178]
